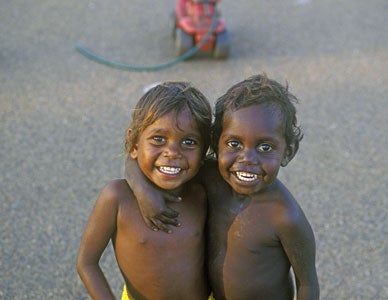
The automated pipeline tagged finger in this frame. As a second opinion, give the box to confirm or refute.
[150,218,173,234]
[146,218,160,232]
[162,207,179,219]
[158,214,180,227]
[163,193,182,203]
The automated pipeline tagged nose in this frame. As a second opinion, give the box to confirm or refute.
[239,147,259,165]
[163,143,182,158]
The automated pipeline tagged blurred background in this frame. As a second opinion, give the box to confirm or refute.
[1,0,387,299]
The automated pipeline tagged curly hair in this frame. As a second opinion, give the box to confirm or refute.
[211,74,303,155]
[124,81,212,159]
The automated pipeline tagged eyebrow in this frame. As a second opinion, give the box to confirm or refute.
[220,134,240,140]
[147,128,202,139]
[147,128,168,135]
[221,133,280,143]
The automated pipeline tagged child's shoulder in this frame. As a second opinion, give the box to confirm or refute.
[268,179,308,229]
[100,179,132,202]
[270,179,294,200]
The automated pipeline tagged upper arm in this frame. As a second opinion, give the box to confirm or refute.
[77,181,120,267]
[277,204,319,299]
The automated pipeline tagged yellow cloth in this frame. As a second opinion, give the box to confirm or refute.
[121,284,130,300]
[122,284,215,300]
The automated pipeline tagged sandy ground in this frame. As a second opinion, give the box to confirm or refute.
[1,0,387,299]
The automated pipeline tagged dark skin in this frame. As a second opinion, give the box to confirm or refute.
[204,161,317,299]
[125,104,319,299]
[77,109,210,299]
[77,179,208,300]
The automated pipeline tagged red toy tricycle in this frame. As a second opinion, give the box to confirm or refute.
[173,0,229,58]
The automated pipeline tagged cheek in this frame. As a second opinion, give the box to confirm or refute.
[217,151,231,173]
[218,146,233,161]
[262,159,282,178]
[190,150,204,168]
[133,144,156,164]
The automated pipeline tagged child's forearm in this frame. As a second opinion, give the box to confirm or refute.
[124,155,171,208]
[78,264,116,300]
[124,156,180,233]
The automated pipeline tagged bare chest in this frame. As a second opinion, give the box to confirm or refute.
[208,203,292,299]
[209,202,281,259]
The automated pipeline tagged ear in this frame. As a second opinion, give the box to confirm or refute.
[281,142,298,167]
[126,128,138,159]
[130,147,138,159]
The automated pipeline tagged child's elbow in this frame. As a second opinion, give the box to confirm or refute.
[76,253,89,278]
[76,256,84,277]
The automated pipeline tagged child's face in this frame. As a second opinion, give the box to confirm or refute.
[131,109,203,192]
[217,104,292,195]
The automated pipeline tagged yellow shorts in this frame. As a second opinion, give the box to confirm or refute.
[122,284,215,300]
[121,285,129,300]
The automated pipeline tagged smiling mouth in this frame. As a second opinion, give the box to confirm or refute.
[235,171,259,182]
[158,166,182,175]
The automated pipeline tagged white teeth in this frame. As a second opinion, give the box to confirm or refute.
[235,171,258,182]
[159,166,181,175]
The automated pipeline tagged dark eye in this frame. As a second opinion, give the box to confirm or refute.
[227,140,241,148]
[258,143,272,152]
[182,138,197,146]
[152,136,166,143]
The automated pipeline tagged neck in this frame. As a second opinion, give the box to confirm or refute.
[232,189,251,201]
[166,184,186,199]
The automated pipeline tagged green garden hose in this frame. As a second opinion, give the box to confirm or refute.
[75,10,219,71]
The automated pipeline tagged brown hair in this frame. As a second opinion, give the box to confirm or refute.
[125,81,212,158]
[212,74,303,154]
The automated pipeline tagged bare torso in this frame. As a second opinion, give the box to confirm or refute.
[203,162,295,300]
[113,180,209,300]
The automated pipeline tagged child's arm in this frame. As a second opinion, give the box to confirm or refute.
[278,205,320,300]
[124,156,181,233]
[76,182,119,300]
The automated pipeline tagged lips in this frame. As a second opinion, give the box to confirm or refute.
[158,166,182,175]
[235,171,257,181]
[234,171,263,183]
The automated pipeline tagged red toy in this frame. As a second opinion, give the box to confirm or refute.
[173,0,229,58]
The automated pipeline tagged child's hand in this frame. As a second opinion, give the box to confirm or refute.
[140,191,182,234]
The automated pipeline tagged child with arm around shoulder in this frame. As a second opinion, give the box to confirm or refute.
[77,81,212,300]
[125,74,319,300]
